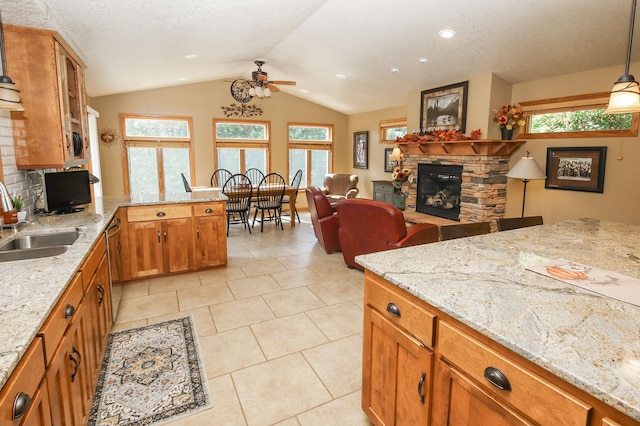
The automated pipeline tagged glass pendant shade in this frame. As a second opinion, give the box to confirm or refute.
[604,76,640,113]
[255,86,264,97]
[263,87,271,97]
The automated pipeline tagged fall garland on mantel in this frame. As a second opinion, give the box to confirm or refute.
[396,128,483,142]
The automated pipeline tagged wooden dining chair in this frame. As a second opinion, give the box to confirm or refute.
[222,173,253,236]
[497,216,543,231]
[440,221,491,241]
[245,168,265,187]
[252,172,286,232]
[282,169,302,224]
[210,168,232,187]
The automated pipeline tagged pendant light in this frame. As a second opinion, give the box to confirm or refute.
[605,0,640,114]
[0,10,24,111]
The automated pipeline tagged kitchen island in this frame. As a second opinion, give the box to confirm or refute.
[356,218,640,424]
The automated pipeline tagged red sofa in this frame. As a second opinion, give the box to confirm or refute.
[305,186,341,254]
[336,199,439,270]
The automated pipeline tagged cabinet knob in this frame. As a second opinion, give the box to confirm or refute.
[205,208,213,214]
[484,367,512,391]
[12,392,32,420]
[64,304,75,319]
[156,211,166,217]
[386,302,401,317]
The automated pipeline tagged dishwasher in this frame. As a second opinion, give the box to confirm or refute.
[105,216,122,322]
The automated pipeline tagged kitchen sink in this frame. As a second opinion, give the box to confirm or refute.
[0,230,81,262]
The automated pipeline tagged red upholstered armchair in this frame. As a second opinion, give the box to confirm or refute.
[336,199,439,270]
[305,186,341,254]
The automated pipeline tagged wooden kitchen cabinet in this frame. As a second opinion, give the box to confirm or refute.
[193,202,227,268]
[4,25,89,169]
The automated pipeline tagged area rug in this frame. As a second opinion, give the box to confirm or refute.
[88,316,211,426]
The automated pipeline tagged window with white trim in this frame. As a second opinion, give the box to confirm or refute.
[288,123,334,187]
[121,114,194,196]
[213,119,270,175]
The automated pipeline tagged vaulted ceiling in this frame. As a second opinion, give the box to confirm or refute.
[0,0,636,114]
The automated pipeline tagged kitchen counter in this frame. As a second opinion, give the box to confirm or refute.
[0,192,226,390]
[356,218,640,422]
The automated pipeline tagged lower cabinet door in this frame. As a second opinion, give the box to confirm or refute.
[21,377,52,426]
[194,216,226,268]
[362,306,432,425]
[128,221,164,278]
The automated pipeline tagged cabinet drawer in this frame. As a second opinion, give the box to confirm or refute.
[37,273,83,365]
[193,202,224,217]
[364,273,436,347]
[127,204,192,222]
[0,337,45,425]
[438,321,591,425]
[81,233,106,291]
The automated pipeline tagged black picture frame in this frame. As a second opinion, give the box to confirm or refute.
[420,81,468,133]
[384,148,394,172]
[353,131,368,169]
[545,146,607,193]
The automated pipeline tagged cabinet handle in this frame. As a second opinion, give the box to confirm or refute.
[72,346,82,364]
[156,211,166,217]
[386,302,401,317]
[205,208,213,214]
[484,367,512,391]
[64,304,75,319]
[69,352,79,383]
[12,392,32,420]
[196,228,200,239]
[97,284,105,306]
[417,371,426,404]
[157,231,161,243]
[163,231,167,242]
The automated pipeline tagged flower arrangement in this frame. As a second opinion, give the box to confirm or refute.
[493,105,525,130]
[391,166,413,191]
[396,128,482,143]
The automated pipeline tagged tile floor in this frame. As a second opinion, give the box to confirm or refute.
[112,212,373,426]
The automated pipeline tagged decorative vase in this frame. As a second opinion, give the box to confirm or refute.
[501,127,514,140]
[392,190,406,211]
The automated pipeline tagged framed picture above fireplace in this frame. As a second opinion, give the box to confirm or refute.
[545,146,607,193]
[420,81,468,133]
[353,131,368,169]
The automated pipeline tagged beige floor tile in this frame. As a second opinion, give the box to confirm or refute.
[120,280,150,299]
[198,327,265,378]
[262,287,325,318]
[198,265,247,284]
[272,418,301,426]
[240,258,287,277]
[148,272,202,294]
[307,279,364,306]
[210,296,275,332]
[251,313,328,359]
[227,249,256,266]
[147,306,217,337]
[177,281,234,311]
[302,335,363,398]
[270,268,324,289]
[227,274,282,299]
[232,353,332,426]
[115,292,179,323]
[110,319,147,331]
[297,391,371,426]
[305,301,364,341]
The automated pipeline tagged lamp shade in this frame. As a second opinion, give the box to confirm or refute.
[506,156,546,180]
[389,147,403,162]
[604,76,640,114]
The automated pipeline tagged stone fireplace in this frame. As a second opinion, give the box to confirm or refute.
[397,140,522,223]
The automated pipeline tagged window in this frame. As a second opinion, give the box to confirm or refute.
[288,123,334,187]
[519,93,639,139]
[213,119,270,174]
[379,118,407,142]
[120,114,194,196]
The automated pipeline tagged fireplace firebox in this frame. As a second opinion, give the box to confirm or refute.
[416,163,463,221]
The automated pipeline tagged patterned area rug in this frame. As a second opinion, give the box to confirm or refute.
[88,316,211,425]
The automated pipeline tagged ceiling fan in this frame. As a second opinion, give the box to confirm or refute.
[226,60,296,103]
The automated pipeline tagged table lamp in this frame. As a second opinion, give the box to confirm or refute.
[506,152,546,217]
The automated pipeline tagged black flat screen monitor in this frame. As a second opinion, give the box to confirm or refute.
[44,170,92,214]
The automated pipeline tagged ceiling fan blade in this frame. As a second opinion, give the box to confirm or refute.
[269,80,296,86]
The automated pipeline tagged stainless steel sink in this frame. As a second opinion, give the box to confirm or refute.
[0,230,81,251]
[0,230,81,262]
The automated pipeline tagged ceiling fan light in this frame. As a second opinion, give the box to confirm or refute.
[255,86,264,97]
[249,87,256,97]
[605,76,640,114]
[263,87,271,97]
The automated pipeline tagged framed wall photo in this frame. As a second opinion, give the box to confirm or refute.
[353,131,368,169]
[420,81,468,133]
[384,148,394,172]
[545,146,607,193]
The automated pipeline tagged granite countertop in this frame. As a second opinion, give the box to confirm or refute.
[356,218,640,422]
[0,192,226,390]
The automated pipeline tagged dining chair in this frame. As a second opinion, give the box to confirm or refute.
[497,216,543,231]
[282,169,302,224]
[210,168,232,187]
[222,173,253,236]
[245,168,265,187]
[252,172,286,232]
[439,221,492,241]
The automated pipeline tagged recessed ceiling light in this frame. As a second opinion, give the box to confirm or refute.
[418,57,430,63]
[438,29,456,39]
[390,67,400,73]
[300,89,309,94]
[184,54,198,60]
[336,73,347,79]
[177,77,189,81]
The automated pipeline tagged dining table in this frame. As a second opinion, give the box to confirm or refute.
[218,184,299,228]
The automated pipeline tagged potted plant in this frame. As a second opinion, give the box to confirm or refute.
[13,195,26,221]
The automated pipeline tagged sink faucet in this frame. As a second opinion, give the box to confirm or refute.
[0,181,16,230]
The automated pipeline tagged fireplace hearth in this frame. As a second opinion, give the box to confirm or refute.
[416,164,463,221]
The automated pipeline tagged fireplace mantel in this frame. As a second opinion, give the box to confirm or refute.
[395,139,525,157]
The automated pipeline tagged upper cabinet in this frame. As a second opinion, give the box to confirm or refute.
[4,25,89,169]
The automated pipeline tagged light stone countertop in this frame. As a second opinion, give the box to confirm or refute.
[0,193,226,390]
[356,218,640,422]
